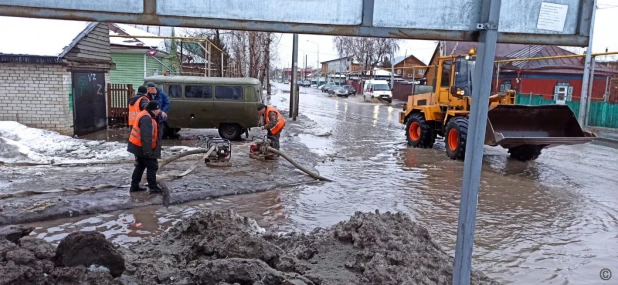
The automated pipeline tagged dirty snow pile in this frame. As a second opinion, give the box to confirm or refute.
[119,210,499,285]
[0,121,195,164]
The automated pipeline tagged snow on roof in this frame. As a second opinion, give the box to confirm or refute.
[110,23,166,51]
[0,16,92,57]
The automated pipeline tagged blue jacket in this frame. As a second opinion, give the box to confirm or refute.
[150,88,170,122]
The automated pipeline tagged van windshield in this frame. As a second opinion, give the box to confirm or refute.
[373,84,390,91]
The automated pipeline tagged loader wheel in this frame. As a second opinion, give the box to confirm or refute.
[405,113,434,148]
[508,145,543,161]
[444,117,468,160]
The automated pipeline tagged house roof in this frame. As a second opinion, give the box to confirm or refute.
[109,23,167,51]
[0,16,93,57]
[392,54,426,66]
[500,45,616,74]
[321,56,359,64]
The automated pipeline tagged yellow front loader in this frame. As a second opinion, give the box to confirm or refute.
[398,52,595,161]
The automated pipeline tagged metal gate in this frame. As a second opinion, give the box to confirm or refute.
[72,72,107,136]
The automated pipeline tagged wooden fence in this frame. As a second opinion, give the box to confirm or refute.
[107,84,134,127]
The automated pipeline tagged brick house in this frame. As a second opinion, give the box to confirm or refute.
[0,17,114,136]
[392,55,427,81]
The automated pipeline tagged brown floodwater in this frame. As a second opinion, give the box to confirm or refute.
[26,84,618,284]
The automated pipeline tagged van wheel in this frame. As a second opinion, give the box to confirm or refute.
[162,122,176,139]
[444,117,468,160]
[218,124,242,141]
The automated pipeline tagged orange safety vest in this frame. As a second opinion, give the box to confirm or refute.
[265,106,286,135]
[128,96,150,127]
[128,110,158,149]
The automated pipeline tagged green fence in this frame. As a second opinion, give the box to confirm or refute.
[515,94,618,129]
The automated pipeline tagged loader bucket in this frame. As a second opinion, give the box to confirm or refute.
[485,104,596,149]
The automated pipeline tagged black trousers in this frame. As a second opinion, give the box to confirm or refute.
[131,155,158,188]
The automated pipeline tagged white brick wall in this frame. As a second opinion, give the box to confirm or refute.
[0,63,74,135]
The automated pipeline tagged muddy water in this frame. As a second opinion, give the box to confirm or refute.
[26,84,618,284]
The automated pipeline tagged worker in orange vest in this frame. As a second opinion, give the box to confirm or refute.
[127,86,151,128]
[127,101,162,194]
[257,103,286,150]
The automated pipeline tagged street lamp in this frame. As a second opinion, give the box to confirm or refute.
[306,40,319,82]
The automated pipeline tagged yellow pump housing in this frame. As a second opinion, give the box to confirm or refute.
[398,54,595,161]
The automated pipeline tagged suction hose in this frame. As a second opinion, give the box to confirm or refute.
[266,147,333,182]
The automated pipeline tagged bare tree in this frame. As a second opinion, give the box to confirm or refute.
[333,37,399,74]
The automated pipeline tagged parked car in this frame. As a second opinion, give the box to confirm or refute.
[342,85,356,96]
[331,87,350,97]
[363,80,392,103]
[321,83,336,93]
[143,75,263,141]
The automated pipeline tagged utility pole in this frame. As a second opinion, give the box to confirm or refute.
[390,46,395,87]
[585,56,596,126]
[452,0,501,284]
[578,0,597,125]
[290,34,298,119]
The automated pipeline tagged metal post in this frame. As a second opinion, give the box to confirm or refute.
[578,0,597,125]
[585,56,596,126]
[221,52,224,77]
[207,42,212,77]
[452,0,500,284]
[390,47,395,87]
[290,34,299,118]
[604,76,610,102]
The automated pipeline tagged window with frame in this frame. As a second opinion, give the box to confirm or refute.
[185,85,213,99]
[440,60,453,87]
[168,85,182,98]
[408,74,414,78]
[215,86,243,100]
[418,69,425,75]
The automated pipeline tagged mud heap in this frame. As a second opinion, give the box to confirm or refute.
[0,211,500,285]
[119,210,499,285]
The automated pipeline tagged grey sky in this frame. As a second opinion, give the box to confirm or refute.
[276,0,618,68]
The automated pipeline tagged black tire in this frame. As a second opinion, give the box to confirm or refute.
[173,128,181,134]
[444,117,468,160]
[218,124,242,141]
[161,122,175,139]
[405,113,434,148]
[508,145,544,161]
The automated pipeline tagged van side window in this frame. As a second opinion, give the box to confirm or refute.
[215,86,243,100]
[185,85,212,99]
[168,85,182,98]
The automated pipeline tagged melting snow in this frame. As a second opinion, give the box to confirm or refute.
[0,121,196,164]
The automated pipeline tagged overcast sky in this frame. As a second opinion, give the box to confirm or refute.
[276,0,618,68]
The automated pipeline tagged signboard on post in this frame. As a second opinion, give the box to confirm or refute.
[0,0,593,46]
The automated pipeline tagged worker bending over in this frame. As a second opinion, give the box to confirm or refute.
[127,101,163,194]
[257,103,286,150]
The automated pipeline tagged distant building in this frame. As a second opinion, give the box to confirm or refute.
[282,68,314,81]
[392,55,427,81]
[0,17,114,136]
[320,56,361,74]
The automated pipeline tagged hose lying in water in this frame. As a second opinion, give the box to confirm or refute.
[0,147,215,200]
[266,147,333,182]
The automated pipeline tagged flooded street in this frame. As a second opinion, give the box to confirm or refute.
[23,83,618,284]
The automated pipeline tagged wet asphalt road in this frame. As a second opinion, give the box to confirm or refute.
[26,83,618,284]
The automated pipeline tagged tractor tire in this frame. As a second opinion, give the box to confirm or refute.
[444,117,468,160]
[405,113,434,148]
[508,145,544,161]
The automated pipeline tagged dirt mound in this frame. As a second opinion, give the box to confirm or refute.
[119,210,498,285]
[1,211,499,284]
[0,228,119,285]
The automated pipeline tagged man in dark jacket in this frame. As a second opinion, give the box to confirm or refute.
[127,100,163,194]
[145,82,170,122]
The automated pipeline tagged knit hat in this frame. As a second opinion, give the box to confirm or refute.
[146,100,160,111]
[137,85,148,94]
[146,82,157,88]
